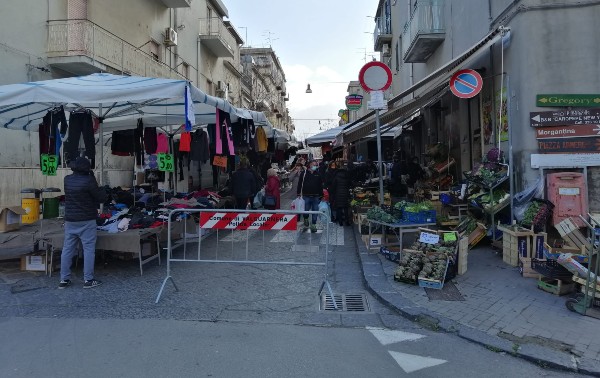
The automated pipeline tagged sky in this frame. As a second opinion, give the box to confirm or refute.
[225,0,377,142]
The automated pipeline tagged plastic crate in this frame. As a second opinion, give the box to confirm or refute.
[531,258,573,280]
[403,211,420,223]
[380,246,401,263]
[419,210,437,223]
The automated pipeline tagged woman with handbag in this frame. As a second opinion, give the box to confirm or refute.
[264,168,281,210]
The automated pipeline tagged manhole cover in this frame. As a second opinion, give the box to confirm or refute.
[320,293,370,312]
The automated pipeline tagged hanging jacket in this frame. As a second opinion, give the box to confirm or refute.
[256,126,268,152]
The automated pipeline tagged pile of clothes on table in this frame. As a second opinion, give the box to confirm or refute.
[97,186,231,233]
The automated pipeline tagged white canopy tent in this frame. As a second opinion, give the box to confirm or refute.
[0,73,270,188]
[0,73,266,131]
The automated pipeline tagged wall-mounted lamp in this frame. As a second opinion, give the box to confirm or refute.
[305,84,312,94]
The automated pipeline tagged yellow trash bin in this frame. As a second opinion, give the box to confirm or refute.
[21,197,40,224]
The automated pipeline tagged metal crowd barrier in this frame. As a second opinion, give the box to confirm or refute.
[155,208,335,306]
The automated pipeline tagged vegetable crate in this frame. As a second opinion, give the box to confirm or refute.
[498,225,534,267]
[543,242,588,263]
[458,237,469,275]
[418,256,449,290]
[468,223,487,248]
[537,276,575,296]
[555,217,592,254]
[531,258,573,280]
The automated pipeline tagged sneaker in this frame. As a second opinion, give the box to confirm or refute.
[310,225,317,233]
[58,280,71,289]
[83,279,103,289]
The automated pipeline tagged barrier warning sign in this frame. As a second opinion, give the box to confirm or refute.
[199,212,297,230]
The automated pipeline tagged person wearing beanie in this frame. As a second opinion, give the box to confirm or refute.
[58,157,107,290]
[264,168,281,210]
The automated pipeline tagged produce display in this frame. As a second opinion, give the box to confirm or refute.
[520,199,554,232]
[394,252,423,283]
[366,206,397,223]
[468,188,510,211]
[418,254,449,282]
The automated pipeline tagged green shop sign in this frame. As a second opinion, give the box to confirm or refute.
[536,94,600,107]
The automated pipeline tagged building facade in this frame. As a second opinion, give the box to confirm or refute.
[240,47,293,134]
[349,0,600,211]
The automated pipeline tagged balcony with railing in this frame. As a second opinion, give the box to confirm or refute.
[160,0,191,7]
[374,15,392,51]
[402,0,445,63]
[223,56,243,77]
[47,20,186,80]
[199,17,235,58]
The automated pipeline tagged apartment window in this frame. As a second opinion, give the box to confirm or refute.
[181,62,190,79]
[206,80,214,96]
[149,41,160,61]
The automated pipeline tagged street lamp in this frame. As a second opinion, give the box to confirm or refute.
[305,84,312,93]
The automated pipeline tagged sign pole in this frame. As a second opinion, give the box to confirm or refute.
[375,109,384,205]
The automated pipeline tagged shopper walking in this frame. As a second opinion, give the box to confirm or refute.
[58,157,107,289]
[331,162,353,226]
[230,157,258,209]
[264,168,281,210]
[297,160,323,233]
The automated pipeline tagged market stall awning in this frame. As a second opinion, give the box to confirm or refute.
[0,73,261,131]
[305,124,346,147]
[342,27,503,144]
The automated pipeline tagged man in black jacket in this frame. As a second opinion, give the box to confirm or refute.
[230,158,258,209]
[297,160,323,233]
[58,157,107,289]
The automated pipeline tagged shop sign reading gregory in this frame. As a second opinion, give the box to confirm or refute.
[345,94,363,110]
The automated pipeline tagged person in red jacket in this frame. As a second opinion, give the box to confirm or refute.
[264,168,281,210]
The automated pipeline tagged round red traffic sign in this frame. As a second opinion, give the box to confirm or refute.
[449,69,483,99]
[358,61,392,92]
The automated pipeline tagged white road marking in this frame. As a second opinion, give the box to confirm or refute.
[367,327,425,345]
[388,351,447,373]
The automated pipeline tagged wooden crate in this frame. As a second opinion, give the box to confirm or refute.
[518,256,537,278]
[537,276,576,296]
[458,237,469,275]
[498,224,533,267]
[468,223,487,248]
[555,217,592,254]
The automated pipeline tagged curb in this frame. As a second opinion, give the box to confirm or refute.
[352,227,600,376]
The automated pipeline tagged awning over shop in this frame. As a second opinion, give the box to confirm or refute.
[305,124,346,147]
[342,27,503,144]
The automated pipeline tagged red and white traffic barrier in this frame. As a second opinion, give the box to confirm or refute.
[199,212,297,231]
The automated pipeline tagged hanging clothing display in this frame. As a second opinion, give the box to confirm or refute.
[144,126,158,154]
[190,129,210,163]
[156,132,169,153]
[38,106,68,163]
[111,119,144,165]
[64,110,95,167]
[179,131,191,152]
[256,126,268,153]
[215,109,235,156]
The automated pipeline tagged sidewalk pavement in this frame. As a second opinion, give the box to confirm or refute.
[354,226,600,376]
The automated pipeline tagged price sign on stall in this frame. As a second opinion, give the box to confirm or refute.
[419,232,440,245]
[41,154,58,176]
[443,232,457,242]
[157,153,174,172]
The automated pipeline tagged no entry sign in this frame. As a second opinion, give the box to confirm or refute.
[450,69,483,99]
[358,61,392,92]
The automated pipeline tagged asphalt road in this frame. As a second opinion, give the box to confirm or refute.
[0,317,583,378]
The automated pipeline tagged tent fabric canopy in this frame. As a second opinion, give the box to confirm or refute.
[305,124,346,147]
[0,73,267,131]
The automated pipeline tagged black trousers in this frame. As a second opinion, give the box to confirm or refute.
[65,112,95,167]
[336,206,351,225]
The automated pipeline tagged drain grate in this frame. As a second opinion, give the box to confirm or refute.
[320,293,370,312]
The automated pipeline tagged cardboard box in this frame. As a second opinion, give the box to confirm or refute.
[369,234,383,249]
[20,253,48,272]
[0,206,27,233]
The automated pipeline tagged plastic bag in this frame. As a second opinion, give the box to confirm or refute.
[318,201,331,224]
[513,177,544,221]
[253,188,265,208]
[291,197,305,212]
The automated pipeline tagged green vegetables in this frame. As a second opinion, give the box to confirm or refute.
[366,206,397,223]
[522,201,541,225]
